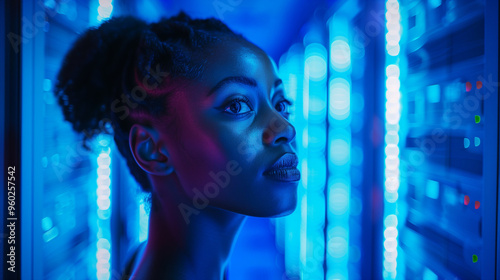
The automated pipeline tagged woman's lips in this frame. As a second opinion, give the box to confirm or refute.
[263,153,301,182]
[263,168,301,182]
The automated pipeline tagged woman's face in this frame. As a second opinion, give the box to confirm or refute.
[160,38,300,217]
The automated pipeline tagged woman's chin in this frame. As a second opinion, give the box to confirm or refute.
[224,196,298,218]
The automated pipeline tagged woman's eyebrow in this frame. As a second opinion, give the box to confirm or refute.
[207,76,258,96]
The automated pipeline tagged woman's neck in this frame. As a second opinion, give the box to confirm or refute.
[131,176,247,280]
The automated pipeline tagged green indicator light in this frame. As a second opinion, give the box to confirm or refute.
[473,254,478,263]
[475,115,481,123]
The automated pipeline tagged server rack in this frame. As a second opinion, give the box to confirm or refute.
[18,1,144,279]
[391,0,499,279]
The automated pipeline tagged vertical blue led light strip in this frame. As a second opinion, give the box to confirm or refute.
[90,1,113,278]
[278,44,305,279]
[278,45,303,278]
[326,14,352,280]
[95,139,112,280]
[97,0,113,22]
[383,0,402,279]
[301,42,328,280]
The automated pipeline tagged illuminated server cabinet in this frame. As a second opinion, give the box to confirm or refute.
[382,0,499,279]
[277,0,499,279]
[19,1,145,279]
[20,2,105,279]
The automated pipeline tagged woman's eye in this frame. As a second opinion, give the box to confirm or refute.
[275,100,292,114]
[223,98,253,115]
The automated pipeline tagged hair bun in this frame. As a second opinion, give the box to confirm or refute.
[54,16,148,145]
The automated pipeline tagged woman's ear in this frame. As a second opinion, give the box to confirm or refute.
[129,124,174,175]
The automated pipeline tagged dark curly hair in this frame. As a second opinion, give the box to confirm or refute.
[55,12,244,197]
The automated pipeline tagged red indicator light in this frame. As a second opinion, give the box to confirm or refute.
[466,82,472,92]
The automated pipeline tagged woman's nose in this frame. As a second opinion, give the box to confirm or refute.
[262,112,296,146]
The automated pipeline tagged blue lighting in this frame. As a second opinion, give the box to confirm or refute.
[302,40,328,280]
[41,217,53,231]
[327,228,349,259]
[277,40,310,279]
[42,227,59,243]
[423,268,438,280]
[351,145,363,167]
[427,85,441,103]
[139,198,149,243]
[428,0,442,9]
[266,1,387,278]
[383,0,403,278]
[303,43,328,127]
[328,182,350,216]
[329,139,351,166]
[464,138,470,148]
[43,79,52,92]
[425,180,439,200]
[95,138,112,280]
[326,14,353,280]
[305,43,328,81]
[329,78,351,120]
[97,0,113,22]
[330,38,351,72]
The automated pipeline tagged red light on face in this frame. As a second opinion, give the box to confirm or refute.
[476,81,482,89]
[464,195,470,205]
[466,82,472,92]
[475,201,480,209]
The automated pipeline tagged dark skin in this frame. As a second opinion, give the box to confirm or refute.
[128,38,299,279]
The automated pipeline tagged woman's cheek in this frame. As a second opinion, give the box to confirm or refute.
[234,133,261,163]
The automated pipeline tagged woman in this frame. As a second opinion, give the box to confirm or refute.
[55,12,300,279]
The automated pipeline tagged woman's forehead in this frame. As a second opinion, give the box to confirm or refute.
[199,39,280,90]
